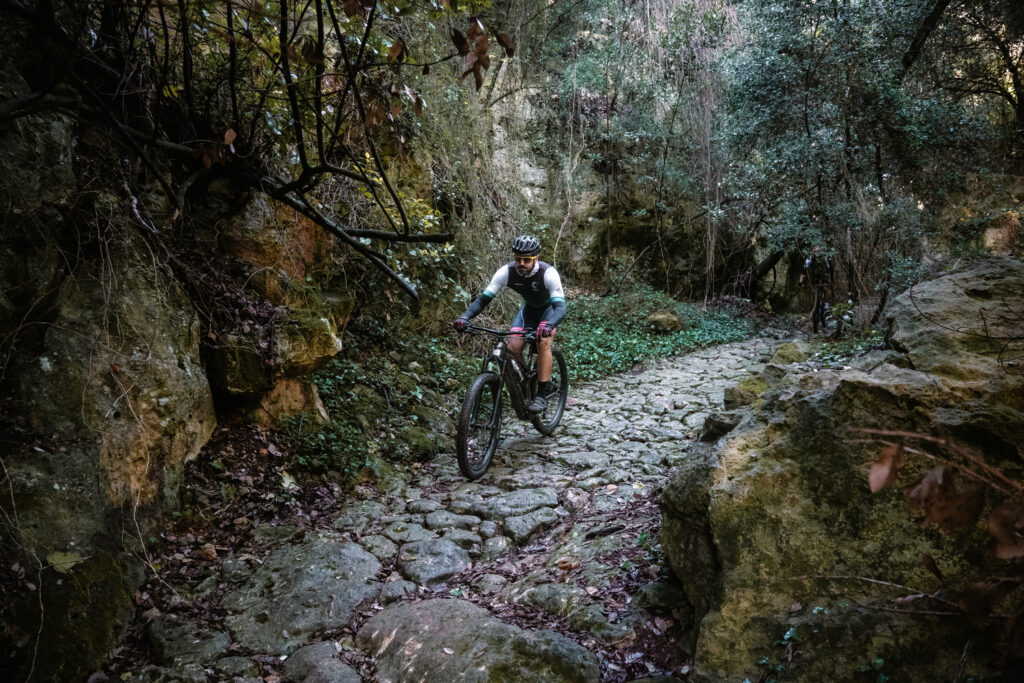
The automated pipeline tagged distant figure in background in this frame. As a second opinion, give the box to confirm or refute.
[799,245,833,335]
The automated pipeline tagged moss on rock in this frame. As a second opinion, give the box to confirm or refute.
[663,258,1024,681]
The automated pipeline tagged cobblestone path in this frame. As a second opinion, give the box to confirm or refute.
[139,338,775,682]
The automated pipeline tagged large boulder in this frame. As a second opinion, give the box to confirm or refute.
[356,599,601,682]
[886,256,1024,394]
[662,258,1024,681]
[222,535,382,654]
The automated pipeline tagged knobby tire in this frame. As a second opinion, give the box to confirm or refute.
[456,372,503,480]
[531,346,568,436]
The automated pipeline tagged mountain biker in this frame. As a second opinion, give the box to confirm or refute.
[453,235,566,413]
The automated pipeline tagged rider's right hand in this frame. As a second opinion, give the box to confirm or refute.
[453,318,469,333]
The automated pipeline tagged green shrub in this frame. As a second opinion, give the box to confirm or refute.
[559,288,753,380]
[282,415,369,480]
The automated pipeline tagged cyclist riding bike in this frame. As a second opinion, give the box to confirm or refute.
[454,235,567,413]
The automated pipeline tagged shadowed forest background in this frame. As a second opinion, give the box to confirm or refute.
[1,0,1023,681]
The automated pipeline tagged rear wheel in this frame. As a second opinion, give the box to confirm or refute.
[456,372,503,480]
[532,346,568,436]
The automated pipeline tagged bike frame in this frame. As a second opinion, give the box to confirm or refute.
[468,327,538,420]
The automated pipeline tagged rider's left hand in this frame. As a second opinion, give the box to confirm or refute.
[537,321,554,338]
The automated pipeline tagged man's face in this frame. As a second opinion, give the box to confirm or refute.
[515,255,537,276]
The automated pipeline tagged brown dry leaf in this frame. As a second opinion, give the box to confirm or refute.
[286,44,297,63]
[342,0,362,17]
[958,579,1017,615]
[199,543,217,561]
[466,19,483,41]
[479,53,491,70]
[364,104,385,130]
[556,557,580,571]
[989,501,1024,559]
[414,95,423,118]
[905,467,985,531]
[868,443,903,492]
[390,104,401,121]
[921,553,945,582]
[451,29,469,56]
[387,40,404,63]
[496,31,516,57]
[474,33,490,57]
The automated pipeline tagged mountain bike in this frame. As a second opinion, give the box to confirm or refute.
[454,326,569,480]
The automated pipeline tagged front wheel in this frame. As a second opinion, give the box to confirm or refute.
[532,346,568,436]
[456,372,503,480]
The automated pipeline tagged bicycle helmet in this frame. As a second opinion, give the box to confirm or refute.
[511,235,541,256]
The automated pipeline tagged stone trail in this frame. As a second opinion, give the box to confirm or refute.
[137,337,775,682]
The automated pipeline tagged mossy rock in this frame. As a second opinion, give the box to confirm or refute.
[274,313,343,377]
[647,309,684,333]
[406,426,439,459]
[770,340,810,365]
[886,257,1024,389]
[663,262,1024,682]
[722,377,768,410]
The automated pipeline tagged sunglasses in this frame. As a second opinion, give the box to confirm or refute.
[514,255,538,263]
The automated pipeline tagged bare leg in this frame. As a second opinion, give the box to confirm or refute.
[507,333,525,363]
[537,335,552,382]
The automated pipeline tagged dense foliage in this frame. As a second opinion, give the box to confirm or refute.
[559,290,753,379]
[490,0,1022,304]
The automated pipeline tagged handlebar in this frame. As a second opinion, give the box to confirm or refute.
[461,325,537,338]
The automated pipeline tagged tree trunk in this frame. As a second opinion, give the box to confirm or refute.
[744,249,786,297]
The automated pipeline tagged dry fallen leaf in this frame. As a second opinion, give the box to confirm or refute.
[989,501,1024,559]
[905,467,985,531]
[868,443,903,492]
[556,557,580,571]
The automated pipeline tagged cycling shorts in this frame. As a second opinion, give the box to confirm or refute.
[511,304,558,334]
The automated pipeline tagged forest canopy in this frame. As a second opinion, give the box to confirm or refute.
[1,0,1021,305]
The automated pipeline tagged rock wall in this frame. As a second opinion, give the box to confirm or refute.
[661,258,1024,681]
[0,81,347,683]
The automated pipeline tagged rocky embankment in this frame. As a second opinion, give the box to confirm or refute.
[119,338,775,681]
[662,257,1024,681]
